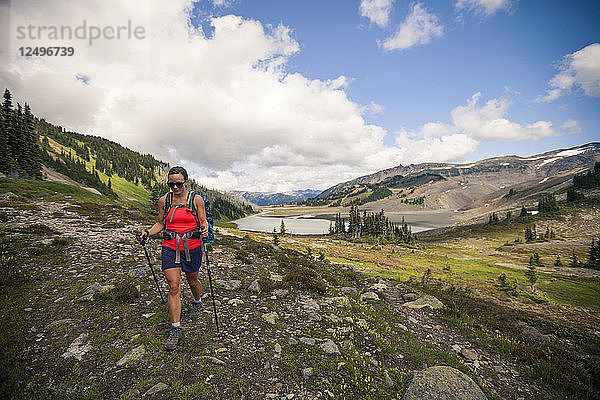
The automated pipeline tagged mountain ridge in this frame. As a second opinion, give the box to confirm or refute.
[231,189,322,206]
[308,143,600,216]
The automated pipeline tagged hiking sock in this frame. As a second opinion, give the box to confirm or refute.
[172,322,181,328]
[193,298,202,304]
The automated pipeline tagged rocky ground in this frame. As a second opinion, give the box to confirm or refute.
[1,195,594,399]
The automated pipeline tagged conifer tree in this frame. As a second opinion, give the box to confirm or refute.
[568,250,580,268]
[533,251,543,267]
[525,258,538,292]
[280,220,286,236]
[1,89,18,173]
[586,238,600,270]
[554,255,562,267]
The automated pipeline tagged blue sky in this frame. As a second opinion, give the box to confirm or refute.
[1,0,599,191]
[196,0,599,160]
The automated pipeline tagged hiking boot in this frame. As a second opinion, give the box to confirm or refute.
[188,300,203,318]
[164,327,182,351]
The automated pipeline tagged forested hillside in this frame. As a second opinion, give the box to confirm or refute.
[0,88,252,219]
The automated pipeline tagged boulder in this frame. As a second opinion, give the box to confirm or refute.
[403,293,420,302]
[403,295,445,310]
[216,279,242,290]
[143,382,168,397]
[460,348,478,361]
[371,282,387,292]
[248,279,261,292]
[129,267,150,278]
[360,292,380,302]
[302,299,320,312]
[228,298,244,306]
[516,321,552,342]
[341,287,358,297]
[319,339,340,355]
[262,312,279,325]
[273,289,289,297]
[403,366,487,400]
[62,333,92,361]
[302,367,313,380]
[116,345,146,366]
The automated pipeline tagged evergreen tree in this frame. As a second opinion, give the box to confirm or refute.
[568,250,580,268]
[519,206,528,217]
[586,238,600,270]
[537,194,559,213]
[524,258,538,292]
[1,89,18,173]
[533,251,543,267]
[280,220,286,236]
[554,255,562,267]
[566,187,584,202]
[573,162,600,189]
[23,103,41,178]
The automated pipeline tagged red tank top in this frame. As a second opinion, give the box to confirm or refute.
[163,206,202,250]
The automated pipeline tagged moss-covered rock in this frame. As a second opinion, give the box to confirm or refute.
[403,366,487,400]
[402,294,445,310]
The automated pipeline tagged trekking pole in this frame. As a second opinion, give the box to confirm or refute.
[136,232,166,304]
[203,236,220,333]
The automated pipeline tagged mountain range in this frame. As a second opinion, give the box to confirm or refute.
[231,189,322,206]
[294,142,600,226]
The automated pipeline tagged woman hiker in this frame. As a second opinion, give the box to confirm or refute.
[137,166,209,350]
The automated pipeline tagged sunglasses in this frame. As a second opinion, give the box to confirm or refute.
[167,181,185,189]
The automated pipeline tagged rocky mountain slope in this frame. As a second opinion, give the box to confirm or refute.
[4,181,587,400]
[313,143,600,222]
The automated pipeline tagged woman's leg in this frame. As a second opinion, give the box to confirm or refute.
[164,267,182,323]
[185,271,203,301]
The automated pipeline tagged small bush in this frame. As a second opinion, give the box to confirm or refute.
[50,237,71,247]
[235,250,251,264]
[23,224,57,236]
[284,272,326,294]
[97,276,140,302]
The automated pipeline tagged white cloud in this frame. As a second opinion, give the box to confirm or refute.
[560,119,582,134]
[0,1,566,193]
[537,43,600,102]
[359,0,394,28]
[392,92,560,164]
[455,0,515,17]
[395,131,478,164]
[451,93,557,140]
[1,0,413,192]
[361,101,385,116]
[379,2,443,52]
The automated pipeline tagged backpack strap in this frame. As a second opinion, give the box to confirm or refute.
[163,192,172,226]
[188,191,202,228]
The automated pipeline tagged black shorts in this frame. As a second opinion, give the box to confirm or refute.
[161,245,204,273]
